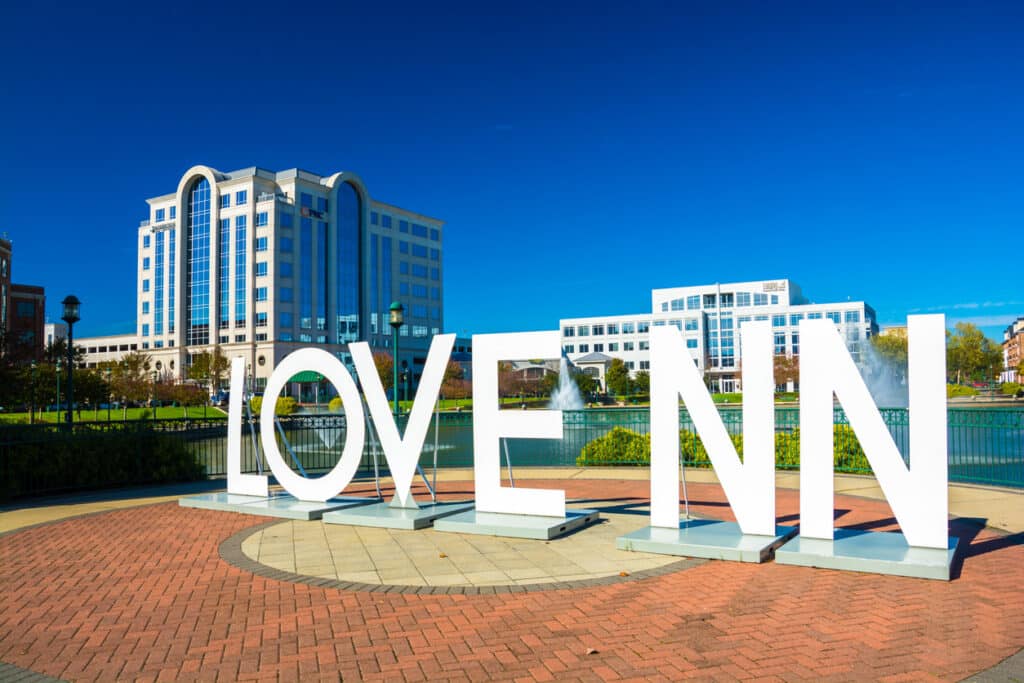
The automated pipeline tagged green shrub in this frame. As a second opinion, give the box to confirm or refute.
[1000,382,1021,396]
[0,425,205,501]
[328,397,344,412]
[250,396,298,416]
[578,424,870,472]
[712,393,743,404]
[947,384,979,398]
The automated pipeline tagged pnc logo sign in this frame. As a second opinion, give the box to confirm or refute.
[225,315,950,555]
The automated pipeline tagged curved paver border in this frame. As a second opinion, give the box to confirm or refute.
[218,518,707,594]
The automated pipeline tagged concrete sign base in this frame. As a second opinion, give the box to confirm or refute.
[322,500,475,530]
[617,519,797,563]
[434,508,600,540]
[775,529,959,580]
[179,492,377,521]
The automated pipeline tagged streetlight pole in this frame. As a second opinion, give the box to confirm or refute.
[61,295,81,428]
[30,361,37,425]
[55,358,62,422]
[388,301,404,419]
[104,368,112,422]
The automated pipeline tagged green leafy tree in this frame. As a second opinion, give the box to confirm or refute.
[539,371,559,397]
[947,323,1003,383]
[773,354,800,389]
[112,351,153,405]
[373,351,394,392]
[573,370,598,395]
[188,345,229,393]
[605,358,631,396]
[871,332,909,366]
[632,370,650,394]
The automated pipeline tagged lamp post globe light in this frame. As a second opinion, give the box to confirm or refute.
[388,301,404,419]
[60,296,81,426]
[55,357,62,419]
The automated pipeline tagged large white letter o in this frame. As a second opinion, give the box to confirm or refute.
[260,349,366,501]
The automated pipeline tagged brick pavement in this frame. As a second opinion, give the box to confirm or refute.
[1,479,1022,681]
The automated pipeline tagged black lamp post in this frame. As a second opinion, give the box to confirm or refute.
[61,296,81,427]
[30,361,37,425]
[388,301,404,419]
[55,357,62,419]
[104,368,112,422]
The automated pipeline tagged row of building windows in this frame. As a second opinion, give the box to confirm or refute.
[662,292,782,312]
[154,207,176,222]
[369,212,441,241]
[220,191,247,209]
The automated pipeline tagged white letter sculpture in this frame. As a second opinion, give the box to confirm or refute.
[257,349,366,502]
[798,314,948,548]
[350,334,455,508]
[649,322,776,534]
[472,331,565,517]
[226,357,269,497]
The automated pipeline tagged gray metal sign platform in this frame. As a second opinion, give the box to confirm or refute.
[179,491,378,520]
[322,500,475,530]
[775,529,959,580]
[617,519,797,563]
[433,508,600,540]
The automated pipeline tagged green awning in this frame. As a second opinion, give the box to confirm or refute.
[288,371,325,382]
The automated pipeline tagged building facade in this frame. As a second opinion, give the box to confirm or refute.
[131,165,443,390]
[0,237,47,360]
[561,279,878,393]
[1002,317,1024,383]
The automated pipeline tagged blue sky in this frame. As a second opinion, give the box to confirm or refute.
[1,1,1021,341]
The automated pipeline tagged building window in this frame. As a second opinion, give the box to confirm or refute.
[370,211,379,225]
[236,190,247,205]
[235,335,246,342]
[827,311,842,324]
[280,237,293,252]
[317,197,327,212]
[143,235,150,248]
[155,208,165,222]
[564,344,574,354]
[736,292,751,307]
[256,312,267,327]
[256,212,268,227]
[592,324,604,336]
[399,261,408,275]
[142,301,150,314]
[280,312,293,327]
[686,339,697,349]
[791,333,800,355]
[685,319,698,331]
[594,343,604,352]
[703,294,716,309]
[280,262,292,277]
[399,220,409,232]
[577,325,590,336]
[280,212,293,228]
[430,228,439,241]
[624,341,634,351]
[412,244,428,258]
[256,261,267,277]
[142,324,150,337]
[608,343,618,351]
[170,206,176,219]
[255,237,268,252]
[412,264,428,278]
[774,332,787,354]
[431,287,440,300]
[720,293,734,308]
[637,321,650,333]
[280,287,292,303]
[381,214,392,229]
[845,310,861,323]
[754,293,768,306]
[430,267,439,281]
[622,322,635,334]
[142,257,150,270]
[413,284,427,297]
[255,333,268,341]
[399,241,408,254]
[607,323,618,334]
[399,282,409,295]
[579,344,589,353]
[790,314,804,326]
[639,340,649,350]
[220,194,230,209]
[808,311,823,320]
[772,315,786,327]
[639,360,650,370]
[255,287,268,302]
[563,327,575,337]
[412,304,428,318]
[142,279,150,292]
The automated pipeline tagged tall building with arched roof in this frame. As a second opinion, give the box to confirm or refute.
[135,165,444,392]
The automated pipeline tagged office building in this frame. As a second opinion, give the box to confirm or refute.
[561,279,878,393]
[1002,317,1024,383]
[0,237,47,360]
[128,164,443,389]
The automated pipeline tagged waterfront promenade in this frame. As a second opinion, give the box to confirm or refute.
[1,469,1022,681]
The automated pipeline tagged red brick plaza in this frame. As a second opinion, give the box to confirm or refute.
[2,478,1022,681]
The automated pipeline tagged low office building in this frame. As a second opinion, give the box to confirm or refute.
[77,334,140,370]
[0,237,47,360]
[561,278,878,393]
[130,164,443,391]
[1002,317,1024,383]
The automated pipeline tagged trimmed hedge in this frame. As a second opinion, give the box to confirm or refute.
[249,396,298,416]
[1,426,205,500]
[947,384,979,398]
[577,425,870,472]
[328,397,344,412]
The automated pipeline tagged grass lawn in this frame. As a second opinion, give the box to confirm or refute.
[0,405,227,424]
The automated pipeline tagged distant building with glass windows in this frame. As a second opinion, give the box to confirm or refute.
[560,279,877,393]
[129,165,443,390]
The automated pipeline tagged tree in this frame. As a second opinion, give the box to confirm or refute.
[539,371,559,397]
[112,351,153,405]
[605,358,631,396]
[188,345,229,393]
[871,332,909,367]
[947,323,1003,383]
[573,370,598,395]
[440,361,471,407]
[373,351,394,392]
[773,354,799,389]
[632,370,650,394]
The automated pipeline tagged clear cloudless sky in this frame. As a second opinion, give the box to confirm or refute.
[1,1,1021,341]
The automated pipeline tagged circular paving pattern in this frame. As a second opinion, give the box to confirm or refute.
[225,508,705,593]
[1,478,1022,681]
